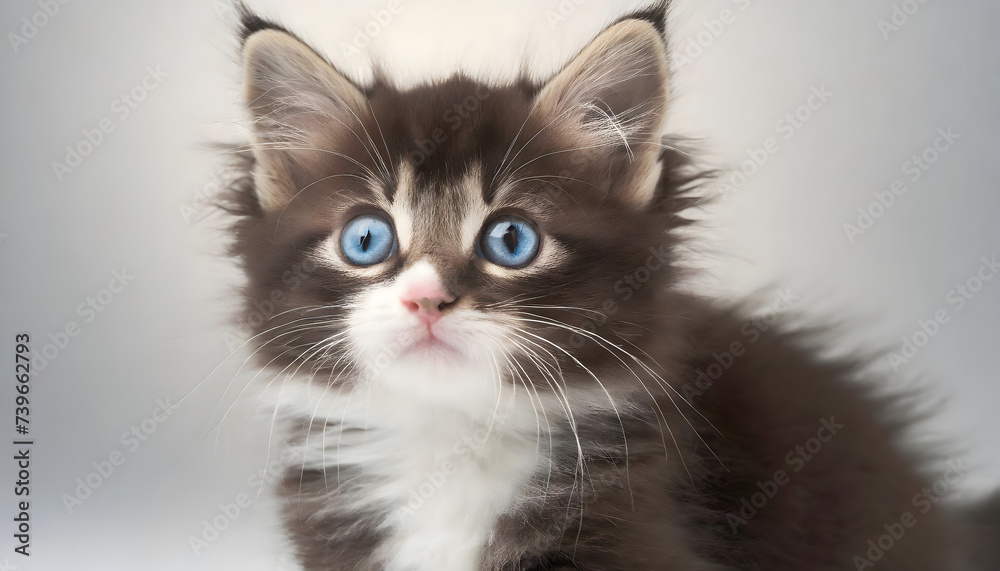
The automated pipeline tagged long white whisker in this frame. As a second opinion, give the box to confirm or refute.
[506,326,633,510]
[513,313,727,480]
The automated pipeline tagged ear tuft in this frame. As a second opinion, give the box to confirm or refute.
[235,2,291,47]
[614,0,669,36]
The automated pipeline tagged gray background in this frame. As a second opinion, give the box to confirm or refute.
[1,0,997,568]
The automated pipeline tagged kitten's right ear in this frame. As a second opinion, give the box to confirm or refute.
[242,28,369,212]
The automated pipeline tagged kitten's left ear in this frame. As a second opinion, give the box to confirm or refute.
[532,17,670,208]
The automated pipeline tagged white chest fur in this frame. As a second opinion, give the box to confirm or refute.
[284,358,546,571]
[380,408,542,570]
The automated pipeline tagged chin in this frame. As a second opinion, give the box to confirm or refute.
[367,350,506,415]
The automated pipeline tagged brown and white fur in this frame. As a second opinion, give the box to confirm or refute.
[221,3,991,570]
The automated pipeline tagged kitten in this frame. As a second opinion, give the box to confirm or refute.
[222,3,991,570]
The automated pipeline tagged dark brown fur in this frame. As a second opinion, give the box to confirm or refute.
[219,3,985,569]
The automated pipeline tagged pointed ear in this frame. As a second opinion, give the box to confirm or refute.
[242,29,370,211]
[532,19,670,207]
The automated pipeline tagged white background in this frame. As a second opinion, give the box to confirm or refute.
[0,0,998,569]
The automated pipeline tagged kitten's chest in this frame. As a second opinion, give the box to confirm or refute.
[378,418,542,570]
[308,372,547,570]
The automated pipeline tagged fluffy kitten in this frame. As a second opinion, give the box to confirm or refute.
[223,3,991,570]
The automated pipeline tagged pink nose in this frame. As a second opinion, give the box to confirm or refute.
[400,282,456,325]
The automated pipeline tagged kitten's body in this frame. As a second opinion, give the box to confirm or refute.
[269,299,955,570]
[224,4,986,570]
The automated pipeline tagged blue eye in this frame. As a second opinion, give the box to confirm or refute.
[478,216,540,268]
[341,214,396,266]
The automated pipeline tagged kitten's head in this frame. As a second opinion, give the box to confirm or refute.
[227,7,698,410]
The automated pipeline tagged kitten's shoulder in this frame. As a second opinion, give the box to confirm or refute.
[669,297,959,569]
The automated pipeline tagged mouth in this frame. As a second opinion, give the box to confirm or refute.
[405,329,457,355]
